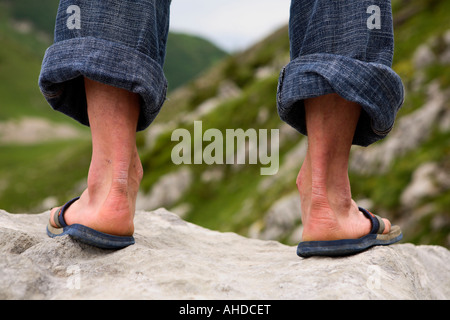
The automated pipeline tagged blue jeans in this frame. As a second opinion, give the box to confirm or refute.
[39,0,403,146]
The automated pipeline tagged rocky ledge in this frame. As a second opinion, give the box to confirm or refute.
[0,208,449,300]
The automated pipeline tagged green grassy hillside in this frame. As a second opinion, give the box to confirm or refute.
[164,32,228,91]
[0,1,59,121]
[0,0,59,35]
[0,1,90,212]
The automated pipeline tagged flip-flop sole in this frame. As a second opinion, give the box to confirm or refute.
[47,223,135,250]
[297,225,402,258]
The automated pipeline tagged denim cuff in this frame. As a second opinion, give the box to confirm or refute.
[39,37,167,131]
[276,53,404,146]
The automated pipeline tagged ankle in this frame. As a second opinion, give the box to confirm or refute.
[301,196,339,241]
[309,180,354,212]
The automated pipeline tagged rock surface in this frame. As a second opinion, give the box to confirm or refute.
[1,208,449,300]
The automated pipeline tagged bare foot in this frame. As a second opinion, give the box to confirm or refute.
[49,78,143,236]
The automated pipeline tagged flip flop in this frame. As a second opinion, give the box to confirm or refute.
[297,207,402,258]
[46,197,135,249]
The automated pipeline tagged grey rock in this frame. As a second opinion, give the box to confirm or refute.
[350,81,447,174]
[252,192,301,241]
[0,208,449,300]
[0,117,83,144]
[136,167,192,211]
[401,162,450,208]
[413,44,435,70]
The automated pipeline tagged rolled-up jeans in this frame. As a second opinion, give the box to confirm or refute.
[278,0,404,146]
[39,0,170,131]
[39,0,403,146]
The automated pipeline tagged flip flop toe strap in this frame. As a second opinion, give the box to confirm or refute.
[373,214,386,234]
[52,197,80,229]
[358,207,386,235]
[53,208,63,228]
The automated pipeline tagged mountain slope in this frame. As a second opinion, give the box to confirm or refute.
[164,32,228,91]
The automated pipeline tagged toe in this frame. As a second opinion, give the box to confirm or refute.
[382,218,391,234]
[49,207,60,228]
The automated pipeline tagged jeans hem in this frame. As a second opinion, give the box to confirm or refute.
[39,37,167,131]
[276,53,404,147]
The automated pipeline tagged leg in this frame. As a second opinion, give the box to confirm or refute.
[50,78,143,236]
[297,93,391,241]
[277,0,404,248]
[39,0,170,131]
[41,0,170,241]
[278,0,404,146]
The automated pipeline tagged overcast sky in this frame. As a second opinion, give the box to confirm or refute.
[169,0,291,52]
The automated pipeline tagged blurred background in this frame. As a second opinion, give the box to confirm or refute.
[0,0,448,248]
